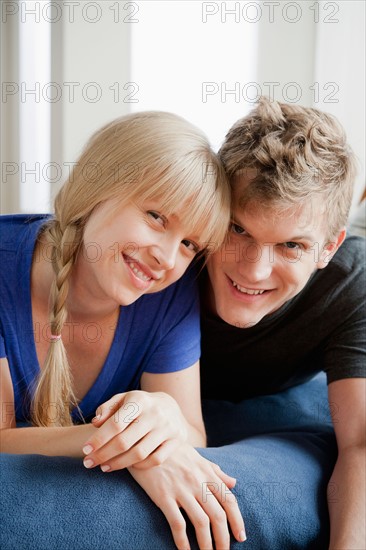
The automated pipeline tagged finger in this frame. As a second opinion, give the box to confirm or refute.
[207,478,246,545]
[98,430,175,471]
[83,402,143,457]
[156,500,191,550]
[84,431,148,471]
[91,394,126,426]
[177,495,213,550]
[220,491,246,544]
[205,507,230,550]
[91,413,103,426]
[84,421,152,469]
[130,438,180,470]
[211,462,237,488]
[195,482,231,550]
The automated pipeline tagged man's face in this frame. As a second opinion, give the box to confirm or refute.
[206,176,345,328]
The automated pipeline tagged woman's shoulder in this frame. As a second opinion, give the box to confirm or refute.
[0,213,51,224]
[162,261,200,299]
[134,261,200,320]
[0,214,52,249]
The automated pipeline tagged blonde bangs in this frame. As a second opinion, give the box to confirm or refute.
[130,153,230,253]
[55,110,231,252]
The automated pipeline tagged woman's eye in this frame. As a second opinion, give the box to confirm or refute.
[148,211,165,226]
[182,239,199,253]
[230,222,246,235]
[283,241,301,249]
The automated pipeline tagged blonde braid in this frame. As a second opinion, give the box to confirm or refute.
[31,221,83,427]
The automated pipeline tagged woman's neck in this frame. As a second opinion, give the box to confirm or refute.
[31,238,120,323]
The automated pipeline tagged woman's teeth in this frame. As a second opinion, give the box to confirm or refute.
[129,262,151,282]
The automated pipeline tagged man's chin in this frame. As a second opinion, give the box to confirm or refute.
[217,307,262,329]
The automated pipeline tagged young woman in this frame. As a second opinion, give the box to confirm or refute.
[0,111,246,549]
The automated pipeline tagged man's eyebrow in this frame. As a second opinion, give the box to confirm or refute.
[231,218,253,239]
[231,217,315,243]
[231,215,315,243]
[285,234,315,241]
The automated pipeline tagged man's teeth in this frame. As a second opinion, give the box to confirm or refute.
[129,262,151,282]
[232,281,265,295]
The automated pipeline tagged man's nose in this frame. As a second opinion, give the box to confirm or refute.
[238,243,273,282]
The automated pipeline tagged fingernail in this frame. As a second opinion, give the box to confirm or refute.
[92,414,101,423]
[83,458,94,469]
[101,465,111,473]
[239,529,247,542]
[83,445,93,455]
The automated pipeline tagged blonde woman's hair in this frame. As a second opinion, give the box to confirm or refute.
[31,111,230,426]
[219,96,357,239]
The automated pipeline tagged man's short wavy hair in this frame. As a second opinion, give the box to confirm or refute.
[219,96,358,239]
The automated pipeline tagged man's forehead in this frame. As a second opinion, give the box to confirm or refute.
[232,198,327,239]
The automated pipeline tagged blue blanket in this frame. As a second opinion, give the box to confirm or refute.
[0,373,337,549]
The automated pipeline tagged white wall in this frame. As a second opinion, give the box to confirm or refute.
[314,0,365,213]
[130,0,258,151]
[1,0,364,215]
[1,6,20,213]
[60,3,132,168]
[256,1,316,106]
[1,0,132,213]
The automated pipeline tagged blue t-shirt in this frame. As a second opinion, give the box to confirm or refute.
[0,214,201,422]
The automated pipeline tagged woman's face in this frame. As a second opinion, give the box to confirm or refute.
[74,197,202,307]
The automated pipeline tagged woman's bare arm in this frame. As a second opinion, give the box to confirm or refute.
[0,357,96,456]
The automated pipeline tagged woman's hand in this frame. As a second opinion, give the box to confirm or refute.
[129,442,247,550]
[82,390,188,472]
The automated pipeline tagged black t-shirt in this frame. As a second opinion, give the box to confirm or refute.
[199,236,366,402]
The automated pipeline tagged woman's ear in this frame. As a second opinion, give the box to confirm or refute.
[317,228,347,269]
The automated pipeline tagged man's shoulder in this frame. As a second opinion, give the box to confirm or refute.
[331,235,365,274]
[310,235,365,311]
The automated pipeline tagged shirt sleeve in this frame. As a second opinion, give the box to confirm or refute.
[0,327,6,359]
[323,247,366,383]
[324,312,366,383]
[143,265,201,374]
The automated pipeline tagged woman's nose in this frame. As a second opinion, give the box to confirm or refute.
[150,239,180,271]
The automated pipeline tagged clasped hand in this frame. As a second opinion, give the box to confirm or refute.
[82,390,188,472]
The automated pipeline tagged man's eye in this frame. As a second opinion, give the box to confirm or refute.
[230,222,245,235]
[283,242,301,249]
[148,211,165,226]
[182,239,199,253]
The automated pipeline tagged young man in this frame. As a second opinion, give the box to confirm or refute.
[199,97,366,548]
